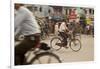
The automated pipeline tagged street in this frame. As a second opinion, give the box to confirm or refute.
[40,34,94,63]
[20,34,94,64]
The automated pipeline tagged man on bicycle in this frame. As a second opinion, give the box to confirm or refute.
[14,4,41,65]
[58,20,69,47]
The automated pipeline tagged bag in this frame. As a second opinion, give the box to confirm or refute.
[40,43,50,50]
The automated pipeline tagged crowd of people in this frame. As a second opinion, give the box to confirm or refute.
[30,6,94,38]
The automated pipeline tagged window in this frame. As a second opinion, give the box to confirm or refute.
[66,9,68,15]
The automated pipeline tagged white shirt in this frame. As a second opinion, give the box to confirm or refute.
[59,22,68,32]
[15,6,41,36]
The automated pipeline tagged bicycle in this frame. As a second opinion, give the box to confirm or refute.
[50,31,82,52]
[15,41,62,65]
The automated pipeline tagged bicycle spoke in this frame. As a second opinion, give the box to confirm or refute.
[70,39,81,52]
[30,52,61,64]
[51,37,62,50]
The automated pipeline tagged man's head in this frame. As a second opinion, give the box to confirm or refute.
[15,3,24,10]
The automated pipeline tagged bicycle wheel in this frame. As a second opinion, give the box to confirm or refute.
[50,37,62,51]
[69,39,81,52]
[29,52,62,64]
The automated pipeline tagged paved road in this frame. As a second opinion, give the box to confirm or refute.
[17,34,94,64]
[40,34,94,63]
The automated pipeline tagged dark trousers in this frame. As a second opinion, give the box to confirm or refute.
[59,32,68,46]
[15,34,40,65]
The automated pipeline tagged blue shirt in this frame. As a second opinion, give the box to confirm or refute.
[15,6,41,36]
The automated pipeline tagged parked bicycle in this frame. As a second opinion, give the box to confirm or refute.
[50,30,82,52]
